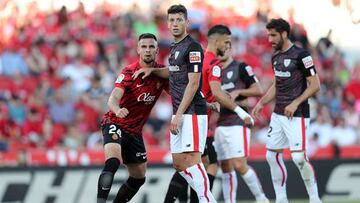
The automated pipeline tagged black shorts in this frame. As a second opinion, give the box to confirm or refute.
[101,123,147,164]
[202,137,218,164]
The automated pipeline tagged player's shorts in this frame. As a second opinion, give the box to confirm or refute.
[101,123,146,164]
[266,113,310,151]
[202,137,218,164]
[214,125,251,160]
[170,114,208,153]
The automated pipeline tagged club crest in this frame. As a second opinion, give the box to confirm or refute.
[227,71,233,79]
[284,59,291,67]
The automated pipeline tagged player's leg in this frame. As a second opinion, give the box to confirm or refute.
[220,160,237,203]
[190,146,217,203]
[232,126,268,202]
[265,114,289,203]
[215,126,237,203]
[97,124,122,203]
[283,117,322,203]
[172,114,217,203]
[113,133,147,203]
[164,171,189,203]
[113,163,146,203]
[232,158,268,203]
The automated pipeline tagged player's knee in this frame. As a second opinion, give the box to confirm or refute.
[291,152,306,168]
[103,157,121,174]
[266,150,277,164]
[99,171,114,189]
[127,176,146,191]
[232,158,246,174]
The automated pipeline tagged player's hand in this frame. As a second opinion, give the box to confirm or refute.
[132,68,153,79]
[170,114,183,135]
[251,102,263,120]
[229,90,241,101]
[284,101,299,120]
[115,108,129,118]
[208,102,220,112]
[243,116,254,127]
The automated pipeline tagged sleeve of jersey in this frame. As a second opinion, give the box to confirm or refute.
[239,63,258,87]
[185,42,204,73]
[298,51,317,77]
[114,68,132,90]
[208,64,222,83]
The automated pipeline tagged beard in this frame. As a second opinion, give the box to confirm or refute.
[143,58,154,64]
[274,37,284,51]
[216,48,225,57]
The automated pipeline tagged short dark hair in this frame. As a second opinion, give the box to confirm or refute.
[266,18,291,36]
[207,24,231,37]
[138,33,157,41]
[167,4,187,19]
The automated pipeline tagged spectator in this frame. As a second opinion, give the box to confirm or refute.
[59,55,95,93]
[8,94,26,126]
[0,48,28,76]
[48,90,75,125]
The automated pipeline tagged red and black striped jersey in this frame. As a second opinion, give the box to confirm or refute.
[101,61,168,136]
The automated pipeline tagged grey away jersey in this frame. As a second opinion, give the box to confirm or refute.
[168,35,207,115]
[218,60,257,126]
[272,45,317,118]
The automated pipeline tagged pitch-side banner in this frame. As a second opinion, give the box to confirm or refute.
[0,159,359,203]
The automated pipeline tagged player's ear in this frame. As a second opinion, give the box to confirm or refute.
[136,43,141,55]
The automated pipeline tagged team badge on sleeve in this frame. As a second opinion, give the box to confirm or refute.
[212,65,221,77]
[245,65,254,76]
[115,74,125,84]
[302,56,314,69]
[189,51,201,63]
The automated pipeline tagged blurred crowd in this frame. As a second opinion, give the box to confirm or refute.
[0,0,359,154]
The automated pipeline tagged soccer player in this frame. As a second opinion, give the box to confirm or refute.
[215,41,269,203]
[133,4,218,203]
[252,18,322,203]
[96,33,168,203]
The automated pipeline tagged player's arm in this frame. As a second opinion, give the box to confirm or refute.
[107,87,129,118]
[252,79,276,118]
[230,65,263,99]
[177,72,201,116]
[132,67,169,79]
[170,72,201,134]
[292,75,320,106]
[230,83,263,99]
[284,51,320,118]
[210,81,253,125]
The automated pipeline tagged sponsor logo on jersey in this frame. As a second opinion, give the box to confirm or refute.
[115,74,125,84]
[221,82,235,90]
[274,70,291,77]
[137,92,156,104]
[226,71,233,79]
[175,51,180,59]
[302,56,314,69]
[212,65,221,77]
[189,51,201,63]
[284,59,291,67]
[245,65,254,76]
[169,65,180,72]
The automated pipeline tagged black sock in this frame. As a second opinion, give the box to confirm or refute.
[189,173,216,203]
[113,176,145,203]
[97,158,120,202]
[164,172,188,203]
[207,173,215,191]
